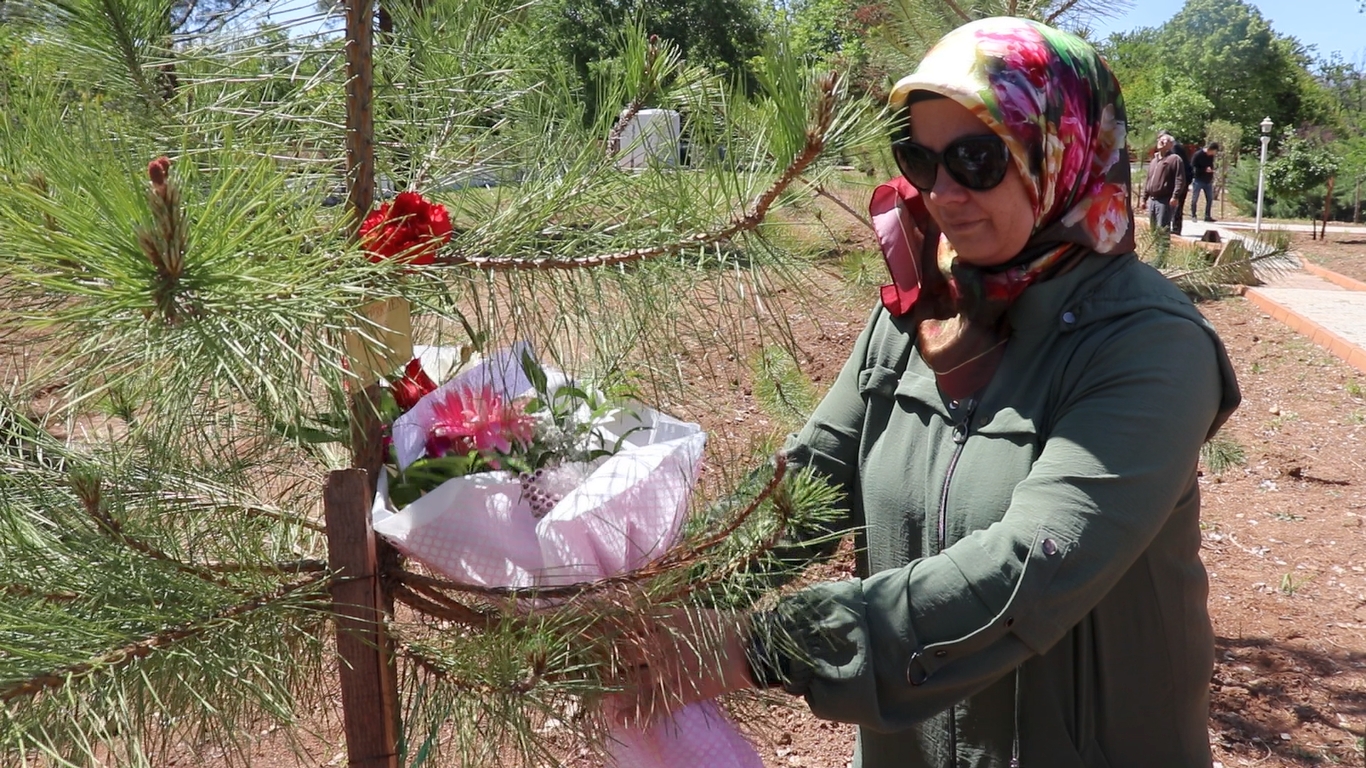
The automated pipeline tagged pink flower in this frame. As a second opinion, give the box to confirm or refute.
[1090,104,1126,178]
[425,386,536,461]
[975,28,1051,87]
[1062,183,1130,254]
[1057,115,1089,186]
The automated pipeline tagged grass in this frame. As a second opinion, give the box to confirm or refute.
[1280,572,1312,596]
[749,345,819,431]
[1201,436,1247,475]
[839,248,886,288]
[1346,379,1363,399]
[1265,413,1299,432]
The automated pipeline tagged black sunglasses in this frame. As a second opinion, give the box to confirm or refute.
[892,134,1012,193]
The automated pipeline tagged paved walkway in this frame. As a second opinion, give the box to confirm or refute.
[1179,222,1366,374]
[1192,220,1366,236]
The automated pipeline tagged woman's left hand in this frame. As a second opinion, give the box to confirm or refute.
[607,607,757,727]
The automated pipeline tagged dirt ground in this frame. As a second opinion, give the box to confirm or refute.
[1282,230,1366,284]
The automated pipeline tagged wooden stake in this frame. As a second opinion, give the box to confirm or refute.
[336,5,399,766]
[324,468,399,768]
[346,0,376,234]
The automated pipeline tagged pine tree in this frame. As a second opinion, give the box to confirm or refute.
[0,0,877,765]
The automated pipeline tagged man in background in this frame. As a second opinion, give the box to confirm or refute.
[1141,134,1186,242]
[1190,141,1220,222]
[1169,140,1193,235]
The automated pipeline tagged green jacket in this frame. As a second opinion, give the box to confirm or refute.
[769,254,1241,768]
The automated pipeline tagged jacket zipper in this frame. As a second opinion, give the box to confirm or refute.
[1010,667,1021,767]
[937,398,977,768]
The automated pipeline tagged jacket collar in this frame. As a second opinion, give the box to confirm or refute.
[1005,253,1130,341]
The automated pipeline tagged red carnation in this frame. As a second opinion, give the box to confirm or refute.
[359,191,453,265]
[391,358,438,412]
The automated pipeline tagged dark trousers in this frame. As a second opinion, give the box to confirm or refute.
[1147,199,1174,263]
[1147,199,1174,229]
[1190,179,1214,220]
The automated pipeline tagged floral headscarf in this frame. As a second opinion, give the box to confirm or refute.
[872,17,1134,398]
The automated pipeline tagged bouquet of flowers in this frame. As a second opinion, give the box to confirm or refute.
[369,343,763,768]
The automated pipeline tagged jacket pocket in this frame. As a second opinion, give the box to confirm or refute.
[857,361,952,423]
[972,406,1041,441]
[856,363,901,400]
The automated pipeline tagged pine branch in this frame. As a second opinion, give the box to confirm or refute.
[392,582,497,628]
[393,634,546,696]
[201,558,329,574]
[800,179,874,232]
[0,573,328,705]
[1,585,81,603]
[72,469,239,590]
[437,73,842,272]
[655,453,789,566]
[1046,0,1084,24]
[648,461,798,602]
[159,495,326,533]
[941,0,973,22]
[94,0,164,109]
[607,35,665,158]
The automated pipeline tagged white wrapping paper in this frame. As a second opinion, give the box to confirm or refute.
[370,347,763,768]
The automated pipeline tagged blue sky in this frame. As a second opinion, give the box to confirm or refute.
[1089,0,1366,62]
[254,0,1365,62]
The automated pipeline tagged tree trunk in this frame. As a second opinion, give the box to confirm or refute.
[1354,177,1361,225]
[1319,176,1335,241]
[346,0,376,232]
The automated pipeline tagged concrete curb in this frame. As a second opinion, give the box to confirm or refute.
[1242,287,1366,375]
[1300,260,1366,293]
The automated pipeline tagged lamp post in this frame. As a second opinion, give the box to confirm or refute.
[1255,116,1273,233]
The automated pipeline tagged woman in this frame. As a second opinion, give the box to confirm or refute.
[617,17,1240,768]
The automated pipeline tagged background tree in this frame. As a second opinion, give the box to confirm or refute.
[1102,0,1340,154]
[171,0,263,34]
[541,0,767,110]
[780,0,917,101]
[1204,118,1243,219]
[1133,75,1213,146]
[1318,53,1366,222]
[1264,126,1342,233]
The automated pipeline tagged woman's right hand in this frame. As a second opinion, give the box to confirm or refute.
[605,608,757,728]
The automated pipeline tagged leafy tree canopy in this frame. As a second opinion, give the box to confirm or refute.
[1265,126,1340,209]
[541,0,767,92]
[1102,0,1339,151]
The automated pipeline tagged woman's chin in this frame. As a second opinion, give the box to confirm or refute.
[949,239,1011,268]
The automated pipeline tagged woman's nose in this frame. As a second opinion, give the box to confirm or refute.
[929,165,971,204]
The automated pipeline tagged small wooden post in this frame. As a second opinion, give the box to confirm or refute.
[324,469,399,768]
[346,0,376,232]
